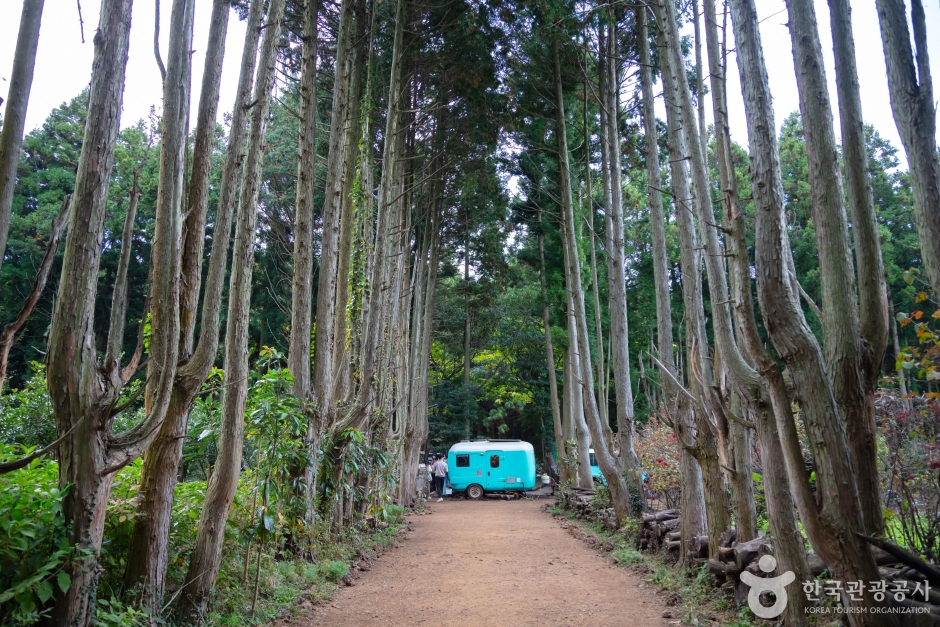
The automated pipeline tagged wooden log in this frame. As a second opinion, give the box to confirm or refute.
[661,517,681,531]
[642,509,680,523]
[858,533,940,588]
[745,561,766,577]
[691,535,710,558]
[707,558,741,578]
[717,547,735,564]
[734,579,750,607]
[666,531,681,542]
[666,540,680,551]
[734,538,773,571]
[718,528,737,549]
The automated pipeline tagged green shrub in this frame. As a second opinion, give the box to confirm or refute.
[320,561,348,582]
[0,447,71,625]
[0,364,56,447]
[92,597,149,627]
[385,504,405,525]
[611,547,642,564]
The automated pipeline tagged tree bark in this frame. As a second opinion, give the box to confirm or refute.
[124,0,238,612]
[289,0,319,399]
[729,0,895,622]
[323,0,407,442]
[875,0,940,300]
[176,0,285,620]
[332,2,367,402]
[600,12,639,473]
[554,37,633,519]
[656,4,732,556]
[786,0,882,536]
[651,10,708,559]
[0,0,44,276]
[45,0,193,622]
[539,211,565,476]
[311,0,356,431]
[565,288,595,490]
[828,0,890,535]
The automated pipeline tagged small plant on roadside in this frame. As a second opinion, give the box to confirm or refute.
[320,561,349,582]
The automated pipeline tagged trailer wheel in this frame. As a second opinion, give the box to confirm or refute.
[466,484,484,500]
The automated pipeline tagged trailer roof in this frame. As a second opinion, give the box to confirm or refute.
[448,440,535,453]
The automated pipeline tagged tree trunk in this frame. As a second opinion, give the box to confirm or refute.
[312,0,356,431]
[786,0,878,535]
[890,300,912,410]
[289,0,319,400]
[123,0,234,610]
[554,37,633,519]
[637,7,674,401]
[600,12,639,473]
[331,34,366,403]
[176,0,285,620]
[828,0,890,535]
[650,10,708,558]
[322,0,408,450]
[875,0,940,300]
[565,291,595,490]
[583,57,606,429]
[729,0,895,622]
[697,4,812,610]
[656,4,731,555]
[46,0,193,622]
[0,0,44,275]
[539,212,565,475]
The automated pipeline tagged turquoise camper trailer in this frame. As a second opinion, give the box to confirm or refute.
[448,440,537,499]
[589,448,607,485]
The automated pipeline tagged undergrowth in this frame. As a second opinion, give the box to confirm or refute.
[0,447,407,627]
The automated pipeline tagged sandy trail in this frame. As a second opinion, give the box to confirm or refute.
[304,497,671,627]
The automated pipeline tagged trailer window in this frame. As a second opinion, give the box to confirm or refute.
[490,455,500,468]
[456,454,470,467]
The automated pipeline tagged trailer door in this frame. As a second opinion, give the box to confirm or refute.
[485,450,506,490]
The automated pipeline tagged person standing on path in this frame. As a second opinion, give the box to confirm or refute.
[432,454,448,502]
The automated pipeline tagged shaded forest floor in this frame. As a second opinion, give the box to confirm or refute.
[292,498,673,627]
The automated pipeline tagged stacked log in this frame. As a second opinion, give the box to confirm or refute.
[639,509,679,550]
[561,497,940,621]
[556,488,619,531]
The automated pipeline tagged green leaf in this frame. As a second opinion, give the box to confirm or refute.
[36,580,53,604]
[57,571,71,594]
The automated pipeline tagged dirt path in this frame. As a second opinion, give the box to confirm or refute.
[304,498,672,627]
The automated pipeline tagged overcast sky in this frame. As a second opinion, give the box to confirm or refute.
[1,0,938,170]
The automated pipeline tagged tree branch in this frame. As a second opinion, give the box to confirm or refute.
[856,533,940,587]
[790,269,823,320]
[0,195,71,387]
[154,0,167,83]
[0,415,85,474]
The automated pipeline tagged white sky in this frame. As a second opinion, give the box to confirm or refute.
[1,0,939,168]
